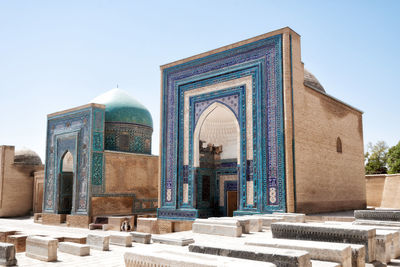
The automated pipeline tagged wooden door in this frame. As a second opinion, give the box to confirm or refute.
[227,191,237,217]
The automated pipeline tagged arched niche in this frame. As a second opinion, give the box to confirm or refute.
[193,102,240,167]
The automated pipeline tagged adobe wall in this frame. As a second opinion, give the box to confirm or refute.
[293,73,366,213]
[0,146,43,217]
[91,151,158,216]
[366,174,400,208]
[365,174,386,207]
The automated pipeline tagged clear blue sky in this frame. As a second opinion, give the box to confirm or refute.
[1,0,399,161]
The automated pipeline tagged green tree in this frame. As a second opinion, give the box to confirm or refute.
[365,141,388,174]
[387,141,400,174]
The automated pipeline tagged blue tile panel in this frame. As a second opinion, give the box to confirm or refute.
[159,34,285,220]
[43,106,105,215]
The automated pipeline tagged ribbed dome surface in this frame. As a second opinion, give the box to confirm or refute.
[14,149,42,165]
[92,88,153,128]
[304,69,325,93]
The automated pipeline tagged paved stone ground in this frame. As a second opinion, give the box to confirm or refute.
[0,216,273,266]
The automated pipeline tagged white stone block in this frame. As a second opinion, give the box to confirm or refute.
[0,242,17,266]
[130,231,151,244]
[190,243,311,267]
[25,236,58,262]
[209,217,251,234]
[110,232,132,247]
[59,241,90,256]
[246,239,352,267]
[311,260,341,267]
[124,249,276,267]
[151,235,194,246]
[192,222,242,237]
[375,231,392,264]
[87,234,110,251]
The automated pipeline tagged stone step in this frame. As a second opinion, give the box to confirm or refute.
[151,235,194,246]
[245,238,352,267]
[124,249,277,267]
[59,241,90,256]
[189,243,311,267]
[25,236,58,262]
[271,222,376,263]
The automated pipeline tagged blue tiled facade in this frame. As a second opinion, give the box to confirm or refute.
[158,34,286,220]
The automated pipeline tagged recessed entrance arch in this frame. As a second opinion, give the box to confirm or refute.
[192,102,240,216]
[58,151,74,215]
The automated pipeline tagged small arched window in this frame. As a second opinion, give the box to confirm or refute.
[336,137,342,153]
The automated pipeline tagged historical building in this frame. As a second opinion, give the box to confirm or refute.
[158,27,365,220]
[0,146,44,217]
[42,88,158,227]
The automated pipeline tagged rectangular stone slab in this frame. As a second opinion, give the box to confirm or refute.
[271,222,376,262]
[130,232,151,244]
[272,213,306,223]
[6,234,28,252]
[0,242,17,266]
[239,216,263,232]
[354,219,400,228]
[376,230,400,259]
[25,236,58,262]
[252,216,284,227]
[86,234,110,251]
[245,238,352,267]
[189,243,311,267]
[63,235,86,244]
[151,235,194,246]
[0,230,16,242]
[124,249,277,267]
[192,222,242,237]
[375,231,392,263]
[311,260,341,267]
[209,217,251,234]
[354,210,400,222]
[59,242,90,256]
[110,233,132,247]
[194,218,241,226]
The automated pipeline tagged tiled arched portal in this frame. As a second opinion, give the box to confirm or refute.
[158,33,286,220]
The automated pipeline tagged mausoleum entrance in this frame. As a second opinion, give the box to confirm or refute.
[194,103,240,217]
[58,151,74,215]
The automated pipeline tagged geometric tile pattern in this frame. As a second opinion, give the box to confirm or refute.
[159,34,285,220]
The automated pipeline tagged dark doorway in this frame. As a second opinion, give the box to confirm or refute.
[227,190,238,217]
[59,151,73,215]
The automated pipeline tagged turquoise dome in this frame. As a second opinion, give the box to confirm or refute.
[92,88,153,128]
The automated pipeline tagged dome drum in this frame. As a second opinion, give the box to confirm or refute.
[105,122,152,154]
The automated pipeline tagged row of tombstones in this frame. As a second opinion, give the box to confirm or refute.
[124,210,400,267]
[0,231,152,266]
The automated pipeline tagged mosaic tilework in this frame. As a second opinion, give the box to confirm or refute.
[44,106,105,215]
[104,122,152,154]
[91,152,103,186]
[159,34,285,220]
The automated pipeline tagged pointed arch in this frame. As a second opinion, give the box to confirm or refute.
[193,102,240,167]
[60,150,74,172]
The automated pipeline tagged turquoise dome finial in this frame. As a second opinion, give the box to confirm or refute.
[92,88,153,128]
